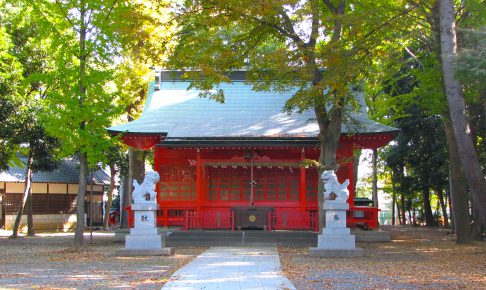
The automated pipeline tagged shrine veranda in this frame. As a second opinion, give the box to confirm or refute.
[109,72,398,231]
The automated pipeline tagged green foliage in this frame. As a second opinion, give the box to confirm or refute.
[456,28,486,92]
[0,1,61,171]
[0,21,23,169]
[113,60,153,121]
[165,0,412,113]
[27,0,154,168]
[104,142,129,176]
[378,54,449,224]
[1,0,167,172]
[455,27,486,173]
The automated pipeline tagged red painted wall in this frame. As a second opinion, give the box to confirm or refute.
[153,146,354,213]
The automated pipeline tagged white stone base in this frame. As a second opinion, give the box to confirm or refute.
[322,227,350,235]
[317,233,356,249]
[123,202,165,251]
[125,234,165,249]
[130,227,159,236]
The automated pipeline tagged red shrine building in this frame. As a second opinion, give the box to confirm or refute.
[109,72,398,231]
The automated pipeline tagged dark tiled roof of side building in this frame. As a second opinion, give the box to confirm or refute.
[0,157,110,185]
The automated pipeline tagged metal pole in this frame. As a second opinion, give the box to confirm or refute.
[89,173,93,243]
[250,153,254,209]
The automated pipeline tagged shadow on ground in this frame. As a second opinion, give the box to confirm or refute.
[279,226,486,289]
[0,232,205,289]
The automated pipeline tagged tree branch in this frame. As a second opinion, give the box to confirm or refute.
[278,9,305,47]
[351,5,417,53]
[330,1,346,43]
[31,2,79,58]
[85,0,118,61]
[306,0,320,49]
[87,0,118,38]
[55,0,79,34]
[224,26,268,68]
[322,0,337,13]
[249,12,304,48]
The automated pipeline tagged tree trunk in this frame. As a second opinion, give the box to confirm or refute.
[122,148,146,229]
[437,188,449,228]
[439,0,486,225]
[129,148,146,192]
[10,153,33,238]
[448,186,455,233]
[423,187,435,226]
[444,118,472,243]
[396,199,402,225]
[74,152,88,247]
[472,206,485,240]
[371,148,379,208]
[392,182,396,225]
[74,0,88,247]
[103,164,117,230]
[26,168,34,236]
[400,192,406,225]
[120,174,130,229]
[315,104,343,231]
[408,208,414,226]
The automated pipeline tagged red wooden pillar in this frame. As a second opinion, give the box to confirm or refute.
[196,148,202,211]
[299,148,306,211]
[347,160,355,207]
[164,208,168,227]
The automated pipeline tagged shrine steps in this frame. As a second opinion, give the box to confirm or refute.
[114,228,390,246]
[166,230,316,247]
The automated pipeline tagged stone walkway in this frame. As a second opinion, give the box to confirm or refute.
[162,247,295,290]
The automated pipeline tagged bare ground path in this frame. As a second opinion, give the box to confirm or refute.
[279,226,486,289]
[0,230,206,289]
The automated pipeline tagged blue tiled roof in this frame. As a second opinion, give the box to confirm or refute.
[108,81,398,138]
[0,157,110,185]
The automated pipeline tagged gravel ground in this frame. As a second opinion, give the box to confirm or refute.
[279,226,486,289]
[1,227,485,289]
[0,230,206,289]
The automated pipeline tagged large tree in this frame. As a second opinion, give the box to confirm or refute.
[113,61,153,229]
[0,1,60,237]
[30,0,166,246]
[455,27,486,238]
[165,0,411,228]
[439,0,486,225]
[372,0,478,242]
[0,19,23,170]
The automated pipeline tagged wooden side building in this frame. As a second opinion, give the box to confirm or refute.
[0,158,109,231]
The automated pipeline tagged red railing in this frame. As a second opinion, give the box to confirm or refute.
[184,210,235,230]
[347,206,379,229]
[161,209,187,226]
[268,210,319,231]
[126,205,379,230]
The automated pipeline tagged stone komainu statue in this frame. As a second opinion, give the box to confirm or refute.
[321,170,349,201]
[132,171,160,203]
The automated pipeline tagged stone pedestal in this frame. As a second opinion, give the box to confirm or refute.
[115,202,174,256]
[309,200,364,257]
